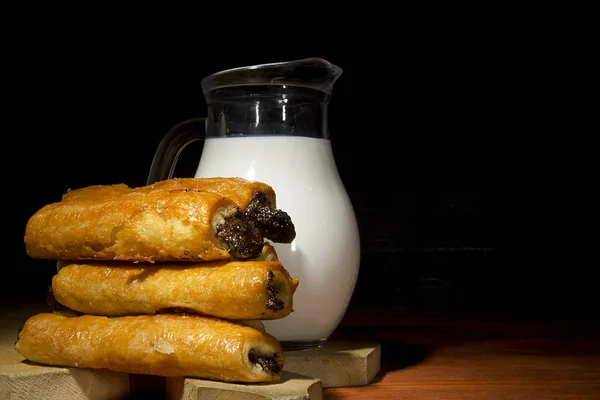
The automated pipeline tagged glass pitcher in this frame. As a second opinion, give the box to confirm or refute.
[147,58,360,350]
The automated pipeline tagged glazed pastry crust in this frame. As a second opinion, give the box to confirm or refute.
[61,183,131,202]
[62,177,277,209]
[148,178,276,209]
[15,313,283,383]
[52,260,299,320]
[25,189,239,262]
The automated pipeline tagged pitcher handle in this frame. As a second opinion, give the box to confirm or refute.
[146,118,206,184]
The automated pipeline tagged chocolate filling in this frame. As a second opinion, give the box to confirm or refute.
[265,271,284,311]
[244,193,296,243]
[216,213,264,259]
[215,192,297,259]
[248,350,282,375]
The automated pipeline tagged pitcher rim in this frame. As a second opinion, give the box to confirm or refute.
[201,57,343,96]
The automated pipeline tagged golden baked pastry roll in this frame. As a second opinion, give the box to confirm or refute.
[46,291,269,333]
[61,177,295,243]
[25,189,268,262]
[52,259,299,320]
[45,285,269,332]
[15,313,283,383]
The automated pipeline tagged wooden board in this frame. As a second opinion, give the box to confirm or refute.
[284,340,381,388]
[0,364,131,400]
[167,372,322,400]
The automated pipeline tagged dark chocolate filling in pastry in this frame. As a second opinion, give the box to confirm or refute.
[244,193,296,243]
[265,271,284,311]
[216,192,297,259]
[248,350,282,375]
[216,213,264,259]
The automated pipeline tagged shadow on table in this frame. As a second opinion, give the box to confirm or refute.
[327,329,431,383]
[371,341,430,383]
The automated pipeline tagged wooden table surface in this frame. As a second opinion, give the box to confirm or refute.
[2,301,600,399]
[325,309,600,399]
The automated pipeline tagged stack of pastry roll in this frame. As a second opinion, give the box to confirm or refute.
[17,177,299,383]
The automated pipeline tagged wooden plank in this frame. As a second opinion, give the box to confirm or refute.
[284,340,380,388]
[0,351,131,400]
[167,371,322,400]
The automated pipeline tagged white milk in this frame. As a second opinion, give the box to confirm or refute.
[195,136,360,345]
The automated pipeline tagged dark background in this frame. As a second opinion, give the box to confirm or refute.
[5,15,588,322]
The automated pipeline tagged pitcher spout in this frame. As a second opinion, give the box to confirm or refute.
[201,57,343,95]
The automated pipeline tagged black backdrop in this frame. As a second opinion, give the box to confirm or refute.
[6,17,588,323]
